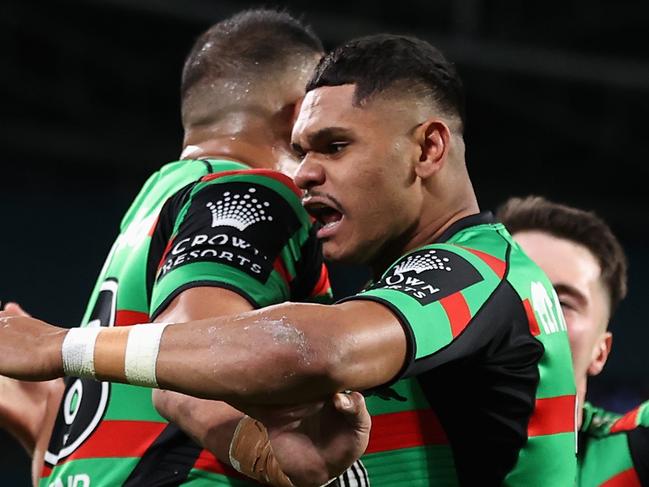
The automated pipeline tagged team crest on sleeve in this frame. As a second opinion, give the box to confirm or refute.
[369,248,483,305]
[157,181,300,282]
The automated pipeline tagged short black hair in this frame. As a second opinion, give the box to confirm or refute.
[497,196,628,313]
[307,34,465,130]
[181,9,323,101]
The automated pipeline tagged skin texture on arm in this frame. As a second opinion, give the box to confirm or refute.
[0,298,406,404]
[150,287,374,486]
[151,286,254,463]
[149,299,405,405]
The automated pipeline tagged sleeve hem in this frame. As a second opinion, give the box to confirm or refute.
[337,294,417,386]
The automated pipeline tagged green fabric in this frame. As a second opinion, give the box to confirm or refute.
[578,401,649,486]
[48,159,329,487]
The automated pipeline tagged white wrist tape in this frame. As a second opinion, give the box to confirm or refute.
[124,323,170,388]
[62,327,101,379]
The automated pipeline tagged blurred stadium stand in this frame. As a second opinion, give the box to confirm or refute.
[1,0,647,483]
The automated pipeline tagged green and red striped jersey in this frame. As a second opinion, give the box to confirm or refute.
[578,401,649,486]
[342,212,578,486]
[41,159,331,487]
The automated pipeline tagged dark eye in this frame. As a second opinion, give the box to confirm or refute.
[325,142,348,154]
[291,143,306,160]
[559,300,575,312]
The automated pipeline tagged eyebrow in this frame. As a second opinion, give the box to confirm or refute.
[554,283,588,307]
[294,126,354,148]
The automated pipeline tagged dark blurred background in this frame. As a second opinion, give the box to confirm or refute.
[1,0,648,483]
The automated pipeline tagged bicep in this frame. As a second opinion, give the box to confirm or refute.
[154,286,254,324]
[322,300,408,391]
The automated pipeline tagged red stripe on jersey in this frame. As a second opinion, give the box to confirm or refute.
[365,409,448,454]
[601,467,642,487]
[273,256,291,284]
[309,264,331,297]
[115,310,149,326]
[528,395,576,437]
[147,214,160,237]
[201,169,303,198]
[522,299,541,336]
[610,407,640,433]
[59,420,166,463]
[461,247,506,279]
[192,449,248,479]
[41,465,53,478]
[157,237,176,271]
[440,292,471,337]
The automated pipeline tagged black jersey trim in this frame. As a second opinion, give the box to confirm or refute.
[337,294,416,389]
[123,423,201,486]
[437,211,495,243]
[150,280,260,321]
[628,426,649,485]
[201,159,214,173]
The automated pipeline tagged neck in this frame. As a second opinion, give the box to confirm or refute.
[181,115,289,170]
[370,171,480,279]
[576,377,587,429]
[370,204,479,279]
[181,137,277,170]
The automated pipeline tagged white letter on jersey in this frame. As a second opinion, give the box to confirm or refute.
[530,281,566,335]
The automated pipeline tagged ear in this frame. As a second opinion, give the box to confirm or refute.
[587,331,612,376]
[413,119,451,179]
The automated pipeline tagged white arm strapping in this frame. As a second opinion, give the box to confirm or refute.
[124,323,170,387]
[61,327,101,379]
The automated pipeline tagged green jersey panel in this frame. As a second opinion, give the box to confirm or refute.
[42,160,331,487]
[341,213,577,486]
[578,401,649,486]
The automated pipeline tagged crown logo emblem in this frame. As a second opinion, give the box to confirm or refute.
[393,250,452,275]
[206,188,273,231]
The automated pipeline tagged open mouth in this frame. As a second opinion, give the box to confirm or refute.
[304,201,344,238]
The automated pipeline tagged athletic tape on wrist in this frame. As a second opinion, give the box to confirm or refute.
[62,327,101,379]
[124,323,170,387]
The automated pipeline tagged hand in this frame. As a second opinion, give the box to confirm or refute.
[252,392,371,487]
[0,302,65,460]
[0,310,66,381]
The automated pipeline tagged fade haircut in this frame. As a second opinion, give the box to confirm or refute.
[181,9,323,112]
[497,196,628,312]
[306,34,465,131]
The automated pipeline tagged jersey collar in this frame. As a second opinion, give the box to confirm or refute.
[436,211,495,243]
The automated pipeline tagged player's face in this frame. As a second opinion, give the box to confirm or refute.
[292,85,422,264]
[513,231,611,388]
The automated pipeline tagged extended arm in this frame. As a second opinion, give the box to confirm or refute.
[0,299,405,404]
[129,299,404,405]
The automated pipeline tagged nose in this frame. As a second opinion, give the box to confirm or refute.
[294,155,326,191]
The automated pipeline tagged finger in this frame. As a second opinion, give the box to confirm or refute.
[333,391,371,425]
[3,302,30,317]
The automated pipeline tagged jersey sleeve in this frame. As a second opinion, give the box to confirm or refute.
[341,244,503,380]
[148,169,331,319]
[614,402,649,484]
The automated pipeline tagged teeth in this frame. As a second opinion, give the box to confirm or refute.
[323,221,339,229]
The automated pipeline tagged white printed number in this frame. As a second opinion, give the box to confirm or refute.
[49,474,90,487]
[530,281,567,335]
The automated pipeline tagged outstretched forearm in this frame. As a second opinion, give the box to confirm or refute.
[0,300,405,406]
[100,303,348,404]
[99,300,403,404]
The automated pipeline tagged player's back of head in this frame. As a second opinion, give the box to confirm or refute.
[497,195,628,312]
[181,9,323,128]
[306,34,465,133]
